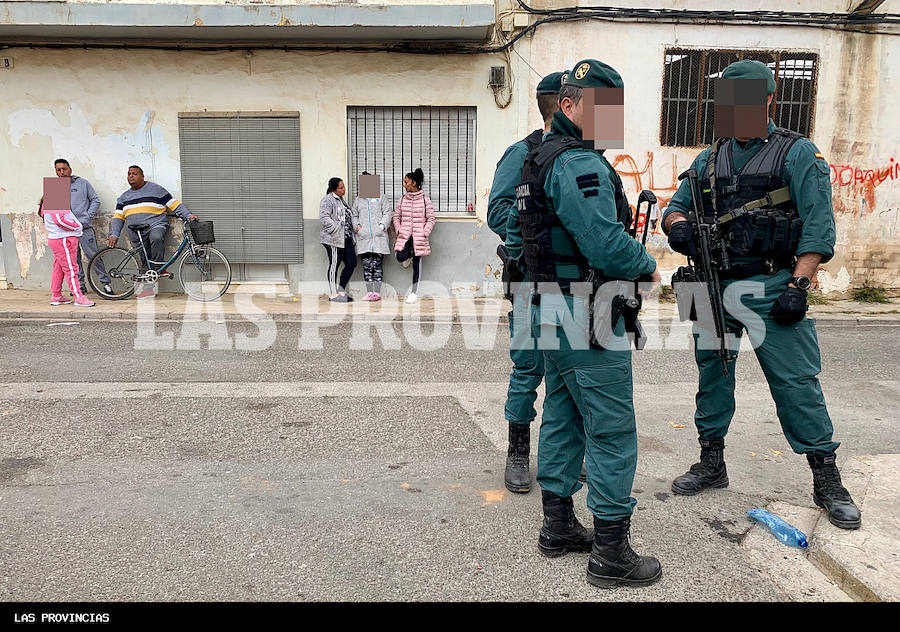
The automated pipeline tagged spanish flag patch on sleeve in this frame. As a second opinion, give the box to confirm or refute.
[815,152,825,160]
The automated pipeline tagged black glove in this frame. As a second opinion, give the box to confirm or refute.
[770,287,808,325]
[668,221,697,258]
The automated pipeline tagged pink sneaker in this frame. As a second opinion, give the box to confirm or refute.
[136,288,155,300]
[74,296,95,307]
[371,292,381,301]
[50,296,73,306]
[361,292,374,302]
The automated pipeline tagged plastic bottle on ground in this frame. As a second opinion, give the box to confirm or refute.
[747,508,808,549]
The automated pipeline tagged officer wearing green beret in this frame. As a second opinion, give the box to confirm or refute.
[487,70,566,494]
[663,59,861,529]
[510,59,662,587]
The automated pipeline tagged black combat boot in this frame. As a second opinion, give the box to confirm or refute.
[504,423,531,493]
[587,516,662,588]
[671,437,728,496]
[807,452,861,529]
[538,490,594,557]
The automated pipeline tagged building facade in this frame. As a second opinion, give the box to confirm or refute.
[1,0,897,295]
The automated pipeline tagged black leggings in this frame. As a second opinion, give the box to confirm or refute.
[324,236,357,295]
[396,237,423,293]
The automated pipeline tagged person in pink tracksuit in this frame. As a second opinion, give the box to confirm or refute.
[39,201,95,307]
[393,168,435,304]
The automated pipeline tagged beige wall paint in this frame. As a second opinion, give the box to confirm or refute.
[2,6,898,291]
[0,47,523,278]
[525,19,900,291]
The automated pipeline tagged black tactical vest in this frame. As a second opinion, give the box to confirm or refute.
[701,128,803,265]
[521,128,544,154]
[516,134,632,285]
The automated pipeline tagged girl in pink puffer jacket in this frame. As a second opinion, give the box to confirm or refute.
[393,168,435,304]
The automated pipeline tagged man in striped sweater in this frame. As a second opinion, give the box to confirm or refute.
[106,165,196,298]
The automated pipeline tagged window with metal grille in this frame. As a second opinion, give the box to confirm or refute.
[178,113,303,264]
[346,107,476,215]
[660,49,818,147]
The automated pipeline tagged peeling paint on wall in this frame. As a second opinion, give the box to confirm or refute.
[10,213,47,279]
[817,266,852,293]
[6,105,181,210]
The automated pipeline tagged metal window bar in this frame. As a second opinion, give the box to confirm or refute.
[661,48,818,147]
[346,107,476,214]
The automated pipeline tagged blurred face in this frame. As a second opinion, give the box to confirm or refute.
[334,180,345,197]
[403,176,417,192]
[581,87,625,150]
[127,167,145,189]
[55,162,72,177]
[715,79,772,141]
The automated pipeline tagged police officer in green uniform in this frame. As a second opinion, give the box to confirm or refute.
[487,71,566,494]
[510,59,663,587]
[662,60,861,529]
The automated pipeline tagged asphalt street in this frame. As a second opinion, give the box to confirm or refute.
[1,318,897,601]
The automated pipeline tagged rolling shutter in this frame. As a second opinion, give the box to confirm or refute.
[178,113,303,264]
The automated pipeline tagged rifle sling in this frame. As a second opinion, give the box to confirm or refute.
[716,187,792,225]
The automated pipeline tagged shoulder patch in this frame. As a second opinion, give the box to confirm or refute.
[576,173,601,190]
[583,189,599,198]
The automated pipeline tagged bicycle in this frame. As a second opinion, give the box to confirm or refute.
[87,217,232,301]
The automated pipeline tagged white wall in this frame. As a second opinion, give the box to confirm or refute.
[0,46,521,282]
[524,18,900,290]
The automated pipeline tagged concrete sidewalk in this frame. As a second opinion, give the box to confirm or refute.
[1,288,898,324]
[740,454,899,602]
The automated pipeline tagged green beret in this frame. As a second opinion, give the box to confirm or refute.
[722,60,776,94]
[536,71,567,95]
[563,59,624,89]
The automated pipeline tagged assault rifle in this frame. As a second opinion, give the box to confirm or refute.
[673,169,731,377]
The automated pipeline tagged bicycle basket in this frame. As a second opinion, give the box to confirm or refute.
[188,220,215,245]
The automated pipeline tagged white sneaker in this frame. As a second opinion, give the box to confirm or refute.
[103,284,113,295]
[405,292,418,304]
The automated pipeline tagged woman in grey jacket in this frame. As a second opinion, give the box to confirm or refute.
[351,173,393,301]
[319,177,356,302]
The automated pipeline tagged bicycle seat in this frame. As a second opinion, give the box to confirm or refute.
[130,223,150,231]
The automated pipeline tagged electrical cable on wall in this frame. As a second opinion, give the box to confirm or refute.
[5,3,898,58]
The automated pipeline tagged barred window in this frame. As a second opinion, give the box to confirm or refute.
[347,106,476,215]
[660,49,818,147]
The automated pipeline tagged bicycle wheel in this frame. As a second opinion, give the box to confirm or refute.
[178,246,232,301]
[87,247,141,299]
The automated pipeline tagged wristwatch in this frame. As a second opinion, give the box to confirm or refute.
[790,276,811,291]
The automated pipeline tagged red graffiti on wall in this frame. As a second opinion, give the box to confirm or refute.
[830,158,899,187]
[610,152,681,233]
[611,151,679,202]
[829,157,898,214]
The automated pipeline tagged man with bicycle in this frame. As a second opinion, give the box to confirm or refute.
[106,165,197,299]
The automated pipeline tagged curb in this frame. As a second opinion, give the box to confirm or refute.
[806,455,900,602]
